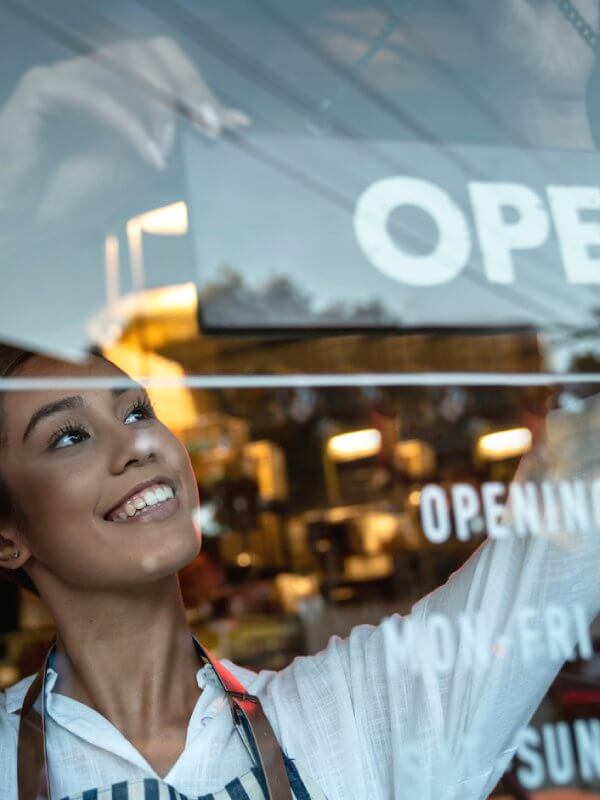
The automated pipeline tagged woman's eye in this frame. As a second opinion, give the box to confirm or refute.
[124,401,154,425]
[51,427,89,450]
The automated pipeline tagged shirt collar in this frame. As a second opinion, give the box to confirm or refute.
[5,657,255,722]
[6,663,220,715]
[5,673,37,714]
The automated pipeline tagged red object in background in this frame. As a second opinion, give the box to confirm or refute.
[556,690,600,706]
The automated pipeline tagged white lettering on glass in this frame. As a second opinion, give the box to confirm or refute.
[353,176,600,287]
[419,479,600,543]
[353,177,472,286]
[469,182,550,284]
[548,186,600,284]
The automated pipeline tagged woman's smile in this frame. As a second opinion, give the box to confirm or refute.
[107,491,181,525]
[103,477,178,523]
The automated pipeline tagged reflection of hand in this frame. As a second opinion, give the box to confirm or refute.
[0,36,249,227]
[473,0,598,100]
[466,0,598,148]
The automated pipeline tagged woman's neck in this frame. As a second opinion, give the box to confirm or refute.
[45,576,202,736]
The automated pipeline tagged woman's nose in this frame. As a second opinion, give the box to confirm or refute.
[110,426,159,474]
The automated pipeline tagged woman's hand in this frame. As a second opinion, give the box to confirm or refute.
[467,0,599,148]
[481,0,598,100]
[0,36,249,227]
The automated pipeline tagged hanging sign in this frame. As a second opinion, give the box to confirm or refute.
[184,135,600,332]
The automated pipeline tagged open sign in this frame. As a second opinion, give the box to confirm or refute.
[354,178,600,287]
[187,136,600,331]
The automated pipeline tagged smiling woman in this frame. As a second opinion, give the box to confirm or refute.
[1,343,600,800]
[0,345,323,800]
[0,345,202,599]
[0,344,210,780]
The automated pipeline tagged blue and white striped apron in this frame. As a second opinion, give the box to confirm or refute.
[61,755,325,800]
[18,639,327,800]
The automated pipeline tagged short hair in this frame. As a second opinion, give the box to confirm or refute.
[0,344,39,595]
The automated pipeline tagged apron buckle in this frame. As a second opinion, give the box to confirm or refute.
[228,690,259,704]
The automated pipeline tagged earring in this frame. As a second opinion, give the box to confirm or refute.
[12,550,20,559]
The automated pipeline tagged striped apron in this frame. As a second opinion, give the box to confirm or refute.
[18,640,327,800]
[60,756,325,800]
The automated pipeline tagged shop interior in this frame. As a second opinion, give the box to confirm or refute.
[1,202,599,797]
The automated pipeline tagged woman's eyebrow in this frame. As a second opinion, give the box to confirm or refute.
[22,395,84,442]
[111,386,136,399]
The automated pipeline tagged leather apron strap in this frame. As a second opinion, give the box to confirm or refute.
[17,641,293,800]
[18,649,51,800]
[192,639,293,800]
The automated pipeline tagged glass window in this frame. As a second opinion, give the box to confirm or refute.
[1,2,599,798]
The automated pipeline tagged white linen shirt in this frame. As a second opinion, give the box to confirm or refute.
[3,513,600,800]
[4,398,600,800]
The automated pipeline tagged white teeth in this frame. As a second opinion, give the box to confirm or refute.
[143,490,158,506]
[110,483,174,520]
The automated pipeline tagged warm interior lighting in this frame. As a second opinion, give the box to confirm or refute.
[236,552,252,567]
[0,664,19,690]
[395,440,424,459]
[90,283,198,350]
[358,512,399,554]
[327,428,382,462]
[408,489,422,507]
[127,282,198,319]
[135,201,189,236]
[394,439,436,480]
[244,440,288,501]
[345,555,393,581]
[102,343,198,433]
[476,427,532,461]
[275,573,319,614]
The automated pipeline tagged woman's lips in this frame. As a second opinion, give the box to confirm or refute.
[104,478,176,520]
[105,481,176,521]
[109,493,181,524]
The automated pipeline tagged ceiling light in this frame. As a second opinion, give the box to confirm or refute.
[327,428,382,462]
[477,427,532,461]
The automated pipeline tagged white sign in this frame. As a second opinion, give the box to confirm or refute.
[185,136,600,331]
[354,179,600,287]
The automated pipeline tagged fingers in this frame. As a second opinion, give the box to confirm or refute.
[148,36,251,138]
[34,70,167,170]
[8,34,250,188]
[100,39,180,159]
[46,36,242,161]
[221,108,251,129]
[73,40,180,164]
[144,102,177,166]
[149,36,224,136]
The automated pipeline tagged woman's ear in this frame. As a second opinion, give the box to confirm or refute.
[0,523,31,570]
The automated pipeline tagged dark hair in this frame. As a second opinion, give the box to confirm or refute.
[0,344,39,595]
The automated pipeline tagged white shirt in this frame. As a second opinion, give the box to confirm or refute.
[3,512,600,800]
[4,412,600,800]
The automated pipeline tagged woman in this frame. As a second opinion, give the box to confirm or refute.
[0,343,598,800]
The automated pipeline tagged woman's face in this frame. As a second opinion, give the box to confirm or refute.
[0,355,201,591]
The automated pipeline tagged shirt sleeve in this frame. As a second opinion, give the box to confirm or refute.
[262,402,600,800]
